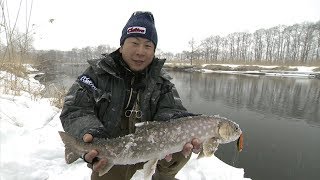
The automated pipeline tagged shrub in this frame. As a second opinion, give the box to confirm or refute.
[46,84,67,109]
[271,66,298,71]
[233,66,262,71]
[203,65,233,71]
[312,67,320,72]
[0,63,28,78]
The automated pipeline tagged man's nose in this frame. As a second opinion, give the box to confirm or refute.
[136,45,146,55]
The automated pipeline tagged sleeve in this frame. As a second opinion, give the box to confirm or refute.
[153,79,197,121]
[59,68,108,139]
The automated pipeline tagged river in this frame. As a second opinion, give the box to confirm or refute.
[51,66,320,180]
[170,71,320,180]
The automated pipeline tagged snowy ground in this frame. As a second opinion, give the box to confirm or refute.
[166,63,320,78]
[202,65,319,78]
[0,68,250,180]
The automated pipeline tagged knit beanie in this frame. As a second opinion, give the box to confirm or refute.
[120,11,158,47]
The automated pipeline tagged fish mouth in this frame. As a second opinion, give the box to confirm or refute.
[236,133,244,152]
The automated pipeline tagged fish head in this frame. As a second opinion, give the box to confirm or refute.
[217,119,242,143]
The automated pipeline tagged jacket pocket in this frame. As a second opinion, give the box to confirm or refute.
[94,91,112,119]
[72,88,95,107]
[94,90,112,104]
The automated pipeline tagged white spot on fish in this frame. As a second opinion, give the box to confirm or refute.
[148,135,155,143]
[125,142,136,150]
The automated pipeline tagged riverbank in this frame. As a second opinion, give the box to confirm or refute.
[164,63,320,79]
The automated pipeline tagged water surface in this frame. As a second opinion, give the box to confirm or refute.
[170,71,320,180]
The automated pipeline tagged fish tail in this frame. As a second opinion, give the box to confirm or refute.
[58,131,81,164]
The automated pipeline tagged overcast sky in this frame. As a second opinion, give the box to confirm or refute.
[7,0,320,53]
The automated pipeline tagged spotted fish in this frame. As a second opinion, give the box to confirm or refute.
[59,115,242,179]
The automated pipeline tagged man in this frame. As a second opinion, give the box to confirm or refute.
[60,11,201,180]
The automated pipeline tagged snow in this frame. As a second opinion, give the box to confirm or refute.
[200,64,318,72]
[201,65,319,78]
[165,63,319,79]
[0,69,250,180]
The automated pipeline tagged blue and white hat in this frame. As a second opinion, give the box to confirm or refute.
[120,11,158,47]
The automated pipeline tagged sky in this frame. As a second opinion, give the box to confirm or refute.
[0,66,250,180]
[5,0,320,53]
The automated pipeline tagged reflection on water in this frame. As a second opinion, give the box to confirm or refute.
[169,71,320,180]
[172,72,320,127]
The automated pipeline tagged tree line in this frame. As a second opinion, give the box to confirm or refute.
[37,20,319,66]
[165,21,320,66]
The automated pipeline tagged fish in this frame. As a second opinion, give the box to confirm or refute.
[58,115,242,179]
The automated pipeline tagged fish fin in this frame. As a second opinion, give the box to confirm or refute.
[65,146,80,163]
[58,131,80,163]
[143,159,158,180]
[197,150,205,159]
[197,137,219,159]
[97,161,114,176]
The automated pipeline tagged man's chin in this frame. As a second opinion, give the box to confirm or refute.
[130,66,145,72]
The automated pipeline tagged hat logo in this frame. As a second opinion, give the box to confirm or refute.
[127,26,146,34]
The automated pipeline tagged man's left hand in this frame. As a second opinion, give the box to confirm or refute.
[182,138,201,157]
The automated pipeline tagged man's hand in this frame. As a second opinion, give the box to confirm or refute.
[83,134,108,172]
[182,138,202,157]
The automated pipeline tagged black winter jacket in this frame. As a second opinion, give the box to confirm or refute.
[60,49,190,139]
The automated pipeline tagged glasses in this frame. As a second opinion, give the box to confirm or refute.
[125,110,142,118]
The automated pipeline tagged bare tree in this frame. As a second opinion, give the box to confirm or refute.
[300,22,315,63]
[315,21,320,62]
[227,33,236,62]
[290,24,302,63]
[0,0,34,64]
[212,35,221,62]
[188,38,196,65]
[253,29,265,63]
[200,36,214,63]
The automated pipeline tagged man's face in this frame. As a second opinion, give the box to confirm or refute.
[120,37,155,72]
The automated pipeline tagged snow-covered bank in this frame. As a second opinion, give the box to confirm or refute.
[0,70,250,180]
[165,63,320,78]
